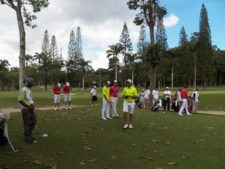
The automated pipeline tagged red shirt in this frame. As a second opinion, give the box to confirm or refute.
[181,88,188,99]
[110,84,119,97]
[53,85,61,94]
[63,85,71,94]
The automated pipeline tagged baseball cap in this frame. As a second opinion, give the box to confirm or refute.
[114,80,118,83]
[126,79,132,83]
[107,81,111,84]
[66,82,70,86]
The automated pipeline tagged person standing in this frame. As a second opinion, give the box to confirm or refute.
[191,89,199,113]
[163,87,171,111]
[18,77,36,144]
[101,81,111,120]
[152,87,159,105]
[63,82,72,110]
[122,79,138,129]
[174,88,182,112]
[110,80,120,118]
[143,87,150,108]
[90,86,98,105]
[53,83,61,111]
[178,85,192,116]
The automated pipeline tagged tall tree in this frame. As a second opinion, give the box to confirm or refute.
[75,26,83,60]
[137,24,149,62]
[0,0,49,89]
[50,35,58,60]
[106,43,123,80]
[42,30,50,54]
[197,3,214,86]
[127,0,167,105]
[67,30,76,72]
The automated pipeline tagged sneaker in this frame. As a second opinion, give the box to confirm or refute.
[69,107,72,110]
[129,124,133,129]
[107,117,112,120]
[187,113,192,116]
[178,113,183,116]
[101,117,107,120]
[123,124,128,129]
[54,108,57,111]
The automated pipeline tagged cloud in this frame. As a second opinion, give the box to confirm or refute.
[163,14,180,28]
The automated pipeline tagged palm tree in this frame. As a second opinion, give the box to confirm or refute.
[79,58,93,89]
[106,43,123,81]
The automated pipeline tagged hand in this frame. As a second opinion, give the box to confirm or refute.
[28,104,35,110]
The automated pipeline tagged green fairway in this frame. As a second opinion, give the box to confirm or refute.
[1,106,225,169]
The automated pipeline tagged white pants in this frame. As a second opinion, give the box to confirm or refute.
[54,94,60,103]
[110,96,119,117]
[64,94,71,102]
[123,102,135,114]
[178,99,189,114]
[101,98,110,118]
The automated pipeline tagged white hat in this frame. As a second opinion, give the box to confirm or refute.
[93,86,96,88]
[114,80,118,83]
[66,82,70,86]
[58,83,61,87]
[126,79,132,83]
[107,81,111,84]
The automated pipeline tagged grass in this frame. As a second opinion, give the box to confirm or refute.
[1,106,225,169]
[0,87,225,169]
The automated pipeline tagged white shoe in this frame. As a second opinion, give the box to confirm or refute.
[129,124,133,129]
[54,108,57,111]
[69,107,72,110]
[178,113,183,116]
[101,117,107,120]
[187,113,192,116]
[123,124,128,129]
[107,117,112,120]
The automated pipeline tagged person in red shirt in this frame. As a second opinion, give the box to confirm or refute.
[178,85,192,116]
[63,82,72,110]
[53,83,61,111]
[110,80,120,118]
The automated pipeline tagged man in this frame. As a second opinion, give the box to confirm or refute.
[174,88,182,112]
[122,79,138,129]
[63,82,72,110]
[143,87,150,108]
[178,85,192,116]
[101,81,111,120]
[53,83,61,111]
[163,87,171,111]
[110,80,120,118]
[191,89,199,113]
[18,77,37,143]
[152,87,159,105]
[90,86,98,105]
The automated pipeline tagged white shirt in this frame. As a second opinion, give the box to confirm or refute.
[91,88,97,96]
[152,89,159,100]
[192,91,199,102]
[144,89,150,99]
[176,91,181,101]
[163,90,171,99]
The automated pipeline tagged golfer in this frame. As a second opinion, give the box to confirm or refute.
[110,80,120,118]
[53,83,61,111]
[63,82,72,110]
[178,85,192,116]
[90,86,98,105]
[18,77,37,143]
[122,79,138,129]
[101,81,111,120]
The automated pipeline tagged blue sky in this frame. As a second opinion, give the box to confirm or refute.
[161,0,225,49]
[0,0,224,70]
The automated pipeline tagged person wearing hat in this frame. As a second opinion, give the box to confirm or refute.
[163,87,171,111]
[110,80,120,118]
[122,79,138,129]
[18,77,36,143]
[101,81,111,120]
[90,86,98,105]
[53,82,61,111]
[63,82,72,110]
[178,85,192,116]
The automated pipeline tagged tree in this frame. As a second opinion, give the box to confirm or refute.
[0,59,10,71]
[137,24,149,62]
[0,0,49,89]
[106,43,123,80]
[50,35,58,60]
[75,26,83,60]
[42,30,50,54]
[197,3,214,86]
[127,0,167,105]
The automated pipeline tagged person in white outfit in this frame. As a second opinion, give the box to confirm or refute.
[178,86,192,116]
[152,87,159,105]
[143,87,150,108]
[163,87,171,111]
[191,89,199,113]
[91,86,98,105]
[101,81,111,120]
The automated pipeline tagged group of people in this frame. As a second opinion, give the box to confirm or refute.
[100,79,138,129]
[52,82,72,110]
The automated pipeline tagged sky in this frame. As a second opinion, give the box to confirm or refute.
[0,0,224,70]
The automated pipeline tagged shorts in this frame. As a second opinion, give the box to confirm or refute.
[64,94,71,102]
[92,95,97,102]
[123,101,135,114]
[54,94,60,103]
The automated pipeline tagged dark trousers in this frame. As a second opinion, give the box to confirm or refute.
[21,109,36,140]
[163,98,170,111]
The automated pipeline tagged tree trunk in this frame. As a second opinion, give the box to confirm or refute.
[131,68,134,84]
[16,2,26,90]
[193,54,197,89]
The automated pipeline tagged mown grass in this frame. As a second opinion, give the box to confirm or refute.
[1,106,225,169]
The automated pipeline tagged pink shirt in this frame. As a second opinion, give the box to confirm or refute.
[110,84,119,97]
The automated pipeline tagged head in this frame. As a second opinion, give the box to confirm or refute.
[106,81,111,87]
[66,82,70,87]
[126,79,132,87]
[24,77,34,88]
[114,80,118,85]
[184,85,188,89]
[165,87,169,91]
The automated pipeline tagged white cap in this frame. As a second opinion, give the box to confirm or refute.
[66,82,70,86]
[93,86,96,88]
[107,81,111,84]
[126,79,132,83]
[58,83,61,87]
[114,80,118,83]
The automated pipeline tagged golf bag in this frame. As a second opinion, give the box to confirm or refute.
[151,100,161,111]
[0,112,10,144]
